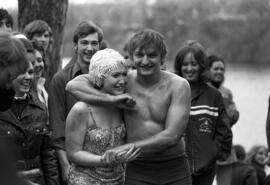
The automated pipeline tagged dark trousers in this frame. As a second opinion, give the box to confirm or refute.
[125,154,192,185]
[192,167,216,185]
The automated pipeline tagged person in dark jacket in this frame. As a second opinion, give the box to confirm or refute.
[247,145,268,185]
[174,40,232,185]
[48,20,103,184]
[231,144,258,185]
[0,61,59,185]
[207,54,239,185]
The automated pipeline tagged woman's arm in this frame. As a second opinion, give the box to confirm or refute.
[66,102,104,167]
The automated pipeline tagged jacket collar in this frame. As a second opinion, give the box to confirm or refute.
[191,81,208,102]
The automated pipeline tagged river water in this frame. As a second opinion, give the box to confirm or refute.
[225,65,270,151]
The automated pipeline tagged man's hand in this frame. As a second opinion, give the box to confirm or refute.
[101,144,141,165]
[115,144,141,163]
[108,93,136,110]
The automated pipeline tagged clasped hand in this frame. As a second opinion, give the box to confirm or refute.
[100,144,141,165]
[110,93,136,110]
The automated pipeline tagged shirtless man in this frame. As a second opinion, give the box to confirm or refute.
[66,29,192,185]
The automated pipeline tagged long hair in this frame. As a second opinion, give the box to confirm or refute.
[247,145,268,166]
[174,40,208,82]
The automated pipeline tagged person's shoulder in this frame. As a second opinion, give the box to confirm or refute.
[161,71,190,96]
[204,82,222,95]
[220,85,232,94]
[163,71,189,88]
[72,101,89,112]
[51,69,66,83]
[68,102,90,120]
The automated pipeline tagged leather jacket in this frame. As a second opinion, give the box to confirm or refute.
[0,92,59,185]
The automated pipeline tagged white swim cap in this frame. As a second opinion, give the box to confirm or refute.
[89,48,126,88]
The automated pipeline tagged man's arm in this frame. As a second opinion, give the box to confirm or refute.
[66,74,135,108]
[214,92,233,161]
[116,77,191,153]
[48,75,69,181]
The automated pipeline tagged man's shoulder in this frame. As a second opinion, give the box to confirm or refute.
[162,71,189,89]
[51,64,74,84]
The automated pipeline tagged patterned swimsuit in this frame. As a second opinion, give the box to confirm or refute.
[68,112,126,185]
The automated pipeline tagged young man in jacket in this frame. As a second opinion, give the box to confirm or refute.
[48,20,103,184]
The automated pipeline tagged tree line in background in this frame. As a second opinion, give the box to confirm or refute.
[10,0,270,70]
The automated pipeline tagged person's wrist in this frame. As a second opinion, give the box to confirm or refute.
[106,94,115,104]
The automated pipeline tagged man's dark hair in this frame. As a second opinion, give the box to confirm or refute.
[0,8,13,28]
[128,29,167,62]
[208,54,225,70]
[234,144,246,161]
[73,20,103,44]
[23,20,52,40]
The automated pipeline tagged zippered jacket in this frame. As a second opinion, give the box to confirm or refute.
[185,82,232,175]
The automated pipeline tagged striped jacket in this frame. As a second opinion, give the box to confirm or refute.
[185,82,232,175]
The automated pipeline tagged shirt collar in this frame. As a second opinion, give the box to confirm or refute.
[71,58,84,77]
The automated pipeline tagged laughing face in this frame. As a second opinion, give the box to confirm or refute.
[32,31,50,51]
[12,62,34,97]
[101,66,127,95]
[133,46,162,77]
[76,32,99,65]
[181,52,201,83]
[33,50,44,79]
[209,61,225,85]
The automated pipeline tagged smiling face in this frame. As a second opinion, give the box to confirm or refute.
[181,52,201,83]
[133,46,162,77]
[12,62,34,97]
[209,61,225,85]
[101,66,127,95]
[33,50,44,79]
[76,32,99,65]
[254,147,268,166]
[32,31,50,51]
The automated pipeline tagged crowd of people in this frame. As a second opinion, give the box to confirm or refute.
[0,7,270,185]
